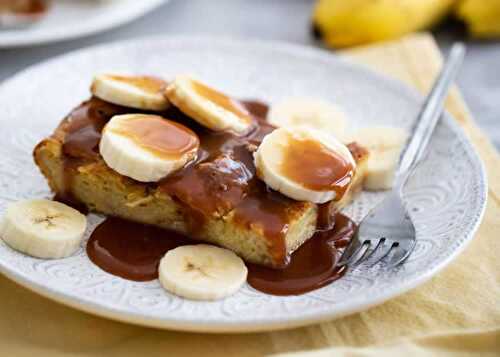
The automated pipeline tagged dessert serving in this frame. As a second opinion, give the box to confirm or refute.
[1,73,408,301]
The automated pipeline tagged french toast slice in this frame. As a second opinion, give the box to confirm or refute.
[34,99,368,268]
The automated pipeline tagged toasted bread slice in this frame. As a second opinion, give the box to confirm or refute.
[34,99,368,268]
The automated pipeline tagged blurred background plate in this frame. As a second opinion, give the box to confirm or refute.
[0,0,168,48]
[0,37,487,332]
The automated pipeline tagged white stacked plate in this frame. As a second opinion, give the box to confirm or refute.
[0,0,168,48]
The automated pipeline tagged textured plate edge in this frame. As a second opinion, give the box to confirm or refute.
[0,35,489,333]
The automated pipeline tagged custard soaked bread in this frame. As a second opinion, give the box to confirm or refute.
[34,95,368,268]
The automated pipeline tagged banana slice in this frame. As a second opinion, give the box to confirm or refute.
[91,74,170,111]
[0,199,87,259]
[353,126,407,190]
[159,244,248,301]
[165,75,254,135]
[255,126,356,203]
[268,97,348,140]
[99,114,199,182]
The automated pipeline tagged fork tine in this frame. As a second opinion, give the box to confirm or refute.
[338,239,364,266]
[369,241,396,266]
[360,237,385,262]
[348,242,371,266]
[387,239,417,267]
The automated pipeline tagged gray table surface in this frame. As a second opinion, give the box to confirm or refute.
[1,0,498,148]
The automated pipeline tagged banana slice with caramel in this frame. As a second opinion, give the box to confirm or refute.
[254,126,356,203]
[91,74,170,111]
[99,114,199,182]
[165,75,254,135]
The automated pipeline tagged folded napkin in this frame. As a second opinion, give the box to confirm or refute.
[0,33,498,357]
[274,327,500,356]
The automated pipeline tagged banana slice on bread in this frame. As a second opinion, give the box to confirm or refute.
[165,75,254,135]
[159,244,248,301]
[353,126,407,190]
[0,199,87,259]
[268,97,347,140]
[91,74,170,111]
[255,126,355,203]
[100,114,199,182]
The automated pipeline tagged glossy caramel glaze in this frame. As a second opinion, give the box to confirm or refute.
[346,142,370,163]
[109,114,199,159]
[281,135,354,200]
[58,98,130,202]
[87,217,191,281]
[60,97,296,265]
[108,75,167,94]
[191,79,252,123]
[246,214,355,295]
[0,0,47,14]
[86,213,355,296]
[62,98,130,159]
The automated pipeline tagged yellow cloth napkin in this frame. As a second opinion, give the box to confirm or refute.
[0,34,499,357]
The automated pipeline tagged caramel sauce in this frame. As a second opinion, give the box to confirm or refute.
[109,115,199,159]
[232,183,293,266]
[157,102,294,254]
[53,194,88,215]
[240,100,269,119]
[62,98,130,159]
[57,98,130,203]
[191,79,252,123]
[317,201,336,231]
[108,75,166,94]
[282,135,354,201]
[55,96,358,295]
[86,214,355,296]
[160,148,253,223]
[346,142,370,162]
[59,97,293,258]
[247,214,355,295]
[87,217,191,281]
[0,0,47,14]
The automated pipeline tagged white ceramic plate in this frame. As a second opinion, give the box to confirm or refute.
[0,37,487,332]
[0,0,168,48]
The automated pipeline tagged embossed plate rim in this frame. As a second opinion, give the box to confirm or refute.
[0,36,487,332]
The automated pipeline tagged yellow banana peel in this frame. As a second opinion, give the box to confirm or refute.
[456,0,500,38]
[312,0,456,48]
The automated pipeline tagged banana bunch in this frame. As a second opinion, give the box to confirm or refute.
[456,0,500,38]
[312,0,500,48]
[312,0,456,48]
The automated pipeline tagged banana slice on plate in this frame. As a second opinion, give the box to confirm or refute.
[159,244,248,301]
[165,75,254,135]
[268,97,348,140]
[353,126,407,190]
[0,199,87,259]
[100,114,199,182]
[91,74,170,111]
[255,126,356,203]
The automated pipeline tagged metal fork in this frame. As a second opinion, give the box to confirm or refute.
[339,43,466,268]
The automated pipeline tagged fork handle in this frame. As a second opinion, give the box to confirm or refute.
[395,43,466,187]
